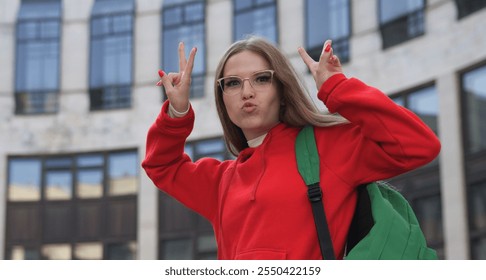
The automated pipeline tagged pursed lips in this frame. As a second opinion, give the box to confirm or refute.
[242,102,257,113]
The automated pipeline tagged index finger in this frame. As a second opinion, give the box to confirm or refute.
[182,47,197,83]
[298,47,315,69]
[178,42,187,72]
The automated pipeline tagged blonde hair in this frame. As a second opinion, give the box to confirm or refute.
[214,36,348,156]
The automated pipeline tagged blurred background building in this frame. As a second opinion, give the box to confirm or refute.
[0,0,485,260]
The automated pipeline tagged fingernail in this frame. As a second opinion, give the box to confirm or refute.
[156,81,162,86]
[158,70,165,77]
[325,44,331,52]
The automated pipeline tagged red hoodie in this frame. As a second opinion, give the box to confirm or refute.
[142,74,441,260]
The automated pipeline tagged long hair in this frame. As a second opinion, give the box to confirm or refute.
[214,36,348,156]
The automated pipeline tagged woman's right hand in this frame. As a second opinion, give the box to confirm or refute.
[156,42,197,112]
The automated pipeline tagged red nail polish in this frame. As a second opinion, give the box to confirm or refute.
[156,81,162,86]
[325,44,331,52]
[158,70,165,77]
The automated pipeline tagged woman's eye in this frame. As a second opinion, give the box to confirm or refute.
[255,75,271,84]
[225,79,241,88]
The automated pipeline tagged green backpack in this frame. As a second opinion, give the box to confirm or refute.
[295,125,438,260]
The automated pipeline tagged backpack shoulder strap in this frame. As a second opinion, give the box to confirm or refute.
[295,125,335,260]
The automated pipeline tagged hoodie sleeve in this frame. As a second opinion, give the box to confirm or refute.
[141,101,231,223]
[315,74,441,187]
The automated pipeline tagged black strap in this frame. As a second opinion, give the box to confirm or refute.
[296,126,336,260]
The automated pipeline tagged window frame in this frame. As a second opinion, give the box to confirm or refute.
[5,149,139,260]
[232,0,279,44]
[454,0,486,19]
[14,0,62,115]
[158,136,229,260]
[88,0,135,111]
[161,0,207,100]
[304,0,352,63]
[378,0,426,49]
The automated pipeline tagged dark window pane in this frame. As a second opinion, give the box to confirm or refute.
[44,204,73,242]
[468,182,486,231]
[8,158,41,201]
[379,0,425,49]
[455,0,486,19]
[161,239,193,259]
[76,203,102,239]
[463,64,486,154]
[7,205,41,242]
[414,195,443,244]
[107,200,137,237]
[471,237,486,259]
[106,242,136,260]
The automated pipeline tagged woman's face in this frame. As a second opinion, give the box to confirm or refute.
[221,51,281,141]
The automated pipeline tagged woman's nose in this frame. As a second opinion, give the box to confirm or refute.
[240,79,254,99]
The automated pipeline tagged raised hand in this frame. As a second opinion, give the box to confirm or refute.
[156,42,197,112]
[298,40,342,90]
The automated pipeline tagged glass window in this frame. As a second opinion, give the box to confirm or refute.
[414,195,443,245]
[15,0,61,114]
[108,151,138,196]
[455,0,486,19]
[9,246,40,260]
[106,242,137,260]
[306,0,350,63]
[8,158,42,201]
[185,137,228,161]
[41,244,71,260]
[468,182,486,232]
[379,0,425,49]
[462,64,486,154]
[89,0,134,110]
[6,150,138,260]
[74,243,103,260]
[77,170,103,198]
[233,0,277,43]
[45,171,73,200]
[162,0,206,99]
[161,239,193,260]
[392,85,439,135]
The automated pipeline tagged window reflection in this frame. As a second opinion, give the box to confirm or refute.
[234,0,277,43]
[463,64,486,154]
[75,243,103,260]
[468,182,486,231]
[162,239,193,260]
[414,195,443,245]
[107,242,137,260]
[8,158,41,201]
[77,170,103,198]
[108,152,138,196]
[9,246,40,260]
[42,244,71,260]
[408,87,439,134]
[45,171,72,200]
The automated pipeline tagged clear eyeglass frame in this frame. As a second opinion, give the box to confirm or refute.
[217,70,275,96]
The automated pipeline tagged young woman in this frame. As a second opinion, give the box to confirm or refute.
[142,37,441,260]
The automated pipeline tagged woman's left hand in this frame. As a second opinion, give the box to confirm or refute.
[298,40,343,90]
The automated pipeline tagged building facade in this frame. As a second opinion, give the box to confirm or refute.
[0,0,485,259]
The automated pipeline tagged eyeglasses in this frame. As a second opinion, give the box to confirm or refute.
[217,70,275,96]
